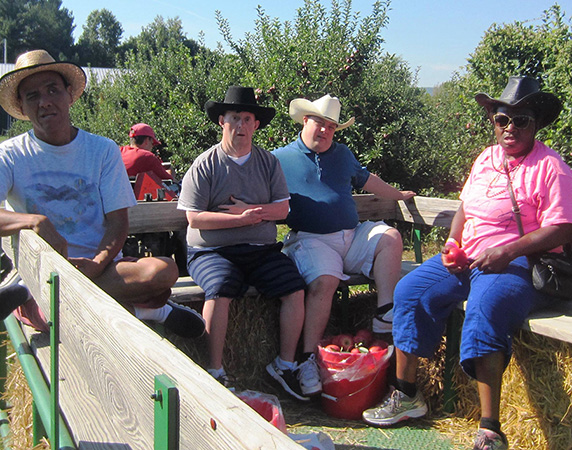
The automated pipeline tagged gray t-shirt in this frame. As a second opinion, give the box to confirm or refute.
[178,143,289,249]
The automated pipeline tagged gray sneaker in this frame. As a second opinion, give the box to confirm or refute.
[472,428,508,450]
[362,386,428,426]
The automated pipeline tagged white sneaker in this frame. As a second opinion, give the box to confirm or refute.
[372,303,393,333]
[362,386,427,427]
[296,354,322,397]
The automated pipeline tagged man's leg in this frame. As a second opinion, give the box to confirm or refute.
[187,251,247,384]
[95,256,205,338]
[202,297,232,371]
[371,228,403,332]
[95,256,178,307]
[278,290,305,362]
[302,275,339,353]
[372,227,403,308]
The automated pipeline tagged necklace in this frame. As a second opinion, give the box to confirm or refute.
[485,152,527,198]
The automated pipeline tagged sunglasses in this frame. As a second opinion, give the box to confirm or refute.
[493,113,535,130]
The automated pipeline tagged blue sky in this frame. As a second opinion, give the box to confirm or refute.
[60,0,567,87]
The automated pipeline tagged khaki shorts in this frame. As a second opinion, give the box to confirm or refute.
[282,221,392,284]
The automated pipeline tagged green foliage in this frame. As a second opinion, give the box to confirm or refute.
[76,9,123,67]
[432,3,572,181]
[119,16,201,62]
[72,0,439,187]
[70,42,226,176]
[0,0,75,62]
[4,0,571,200]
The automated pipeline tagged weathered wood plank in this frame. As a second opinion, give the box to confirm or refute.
[15,230,300,450]
[127,201,187,234]
[524,300,572,343]
[395,196,461,228]
[353,194,397,222]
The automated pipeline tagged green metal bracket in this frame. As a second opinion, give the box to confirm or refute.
[49,272,60,450]
[32,400,46,446]
[0,322,7,412]
[153,374,179,450]
[413,225,423,263]
[3,314,75,449]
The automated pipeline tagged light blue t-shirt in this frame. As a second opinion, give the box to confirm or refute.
[0,129,136,258]
[272,135,370,234]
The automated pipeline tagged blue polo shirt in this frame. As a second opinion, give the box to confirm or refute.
[272,135,370,234]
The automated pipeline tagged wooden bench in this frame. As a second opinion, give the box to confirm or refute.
[127,195,572,346]
[2,195,571,448]
[1,231,301,449]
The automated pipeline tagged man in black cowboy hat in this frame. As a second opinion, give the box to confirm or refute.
[362,77,572,450]
[0,49,205,338]
[177,86,319,400]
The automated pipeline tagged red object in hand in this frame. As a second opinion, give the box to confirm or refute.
[444,246,468,267]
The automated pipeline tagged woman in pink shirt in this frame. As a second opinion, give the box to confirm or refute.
[362,77,572,450]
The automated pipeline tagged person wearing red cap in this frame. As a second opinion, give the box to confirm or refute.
[120,123,174,181]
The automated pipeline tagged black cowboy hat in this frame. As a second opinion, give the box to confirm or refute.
[204,86,276,129]
[475,76,562,129]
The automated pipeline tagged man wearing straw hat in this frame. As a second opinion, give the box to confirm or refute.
[273,94,415,351]
[178,86,320,400]
[0,49,205,338]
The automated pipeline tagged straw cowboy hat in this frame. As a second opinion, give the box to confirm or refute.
[475,76,562,130]
[205,86,276,129]
[289,94,355,131]
[0,49,87,121]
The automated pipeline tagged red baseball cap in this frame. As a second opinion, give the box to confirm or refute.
[129,123,161,146]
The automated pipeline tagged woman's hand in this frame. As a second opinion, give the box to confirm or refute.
[469,246,514,273]
[441,244,469,273]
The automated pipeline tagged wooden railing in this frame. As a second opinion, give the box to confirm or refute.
[2,194,572,449]
[1,230,300,449]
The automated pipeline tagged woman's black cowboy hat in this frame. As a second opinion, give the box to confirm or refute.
[475,76,562,129]
[204,86,276,129]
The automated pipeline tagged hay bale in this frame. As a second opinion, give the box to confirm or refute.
[431,329,572,450]
[168,291,572,450]
[1,339,50,450]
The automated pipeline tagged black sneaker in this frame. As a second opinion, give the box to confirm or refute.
[266,356,309,401]
[163,300,206,338]
[0,284,30,321]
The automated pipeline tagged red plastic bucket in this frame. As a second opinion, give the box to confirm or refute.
[318,344,393,420]
[236,390,287,433]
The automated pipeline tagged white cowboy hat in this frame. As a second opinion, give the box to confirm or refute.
[0,49,86,121]
[289,94,355,130]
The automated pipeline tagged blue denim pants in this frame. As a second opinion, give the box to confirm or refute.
[392,254,551,378]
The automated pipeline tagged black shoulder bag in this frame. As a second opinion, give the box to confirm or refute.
[504,158,572,300]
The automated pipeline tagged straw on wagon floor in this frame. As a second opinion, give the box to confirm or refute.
[4,290,572,450]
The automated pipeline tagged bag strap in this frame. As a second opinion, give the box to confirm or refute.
[503,157,525,237]
[504,157,572,256]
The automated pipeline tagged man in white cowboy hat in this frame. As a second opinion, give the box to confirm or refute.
[0,49,205,338]
[178,86,320,400]
[273,94,416,349]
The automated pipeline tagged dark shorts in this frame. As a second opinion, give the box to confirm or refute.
[187,243,306,300]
